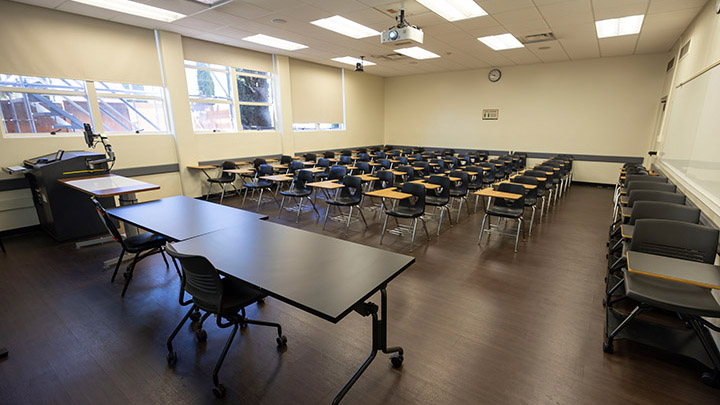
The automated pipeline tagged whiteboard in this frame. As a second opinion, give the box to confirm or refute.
[660,62,720,214]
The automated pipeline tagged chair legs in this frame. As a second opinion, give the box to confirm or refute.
[528,205,536,237]
[110,248,126,282]
[513,217,523,253]
[436,205,452,235]
[121,253,140,297]
[478,213,489,244]
[380,212,389,245]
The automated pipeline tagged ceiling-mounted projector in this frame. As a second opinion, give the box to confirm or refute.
[381,9,423,45]
[381,26,424,44]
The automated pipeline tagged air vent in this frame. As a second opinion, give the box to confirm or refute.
[666,57,675,72]
[374,53,410,61]
[679,40,691,59]
[518,32,556,44]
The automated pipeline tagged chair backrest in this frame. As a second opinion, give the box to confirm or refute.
[357,148,367,153]
[358,153,370,162]
[341,149,352,156]
[295,169,314,191]
[465,166,483,187]
[339,156,353,165]
[427,175,451,200]
[356,162,370,174]
[317,158,331,168]
[493,183,525,210]
[378,159,391,169]
[323,151,335,159]
[413,161,430,172]
[627,190,685,207]
[288,161,304,174]
[512,176,538,199]
[328,166,347,181]
[375,151,387,159]
[340,175,363,202]
[625,174,667,185]
[629,201,701,225]
[397,165,415,180]
[220,161,236,181]
[91,197,126,248]
[253,158,266,171]
[166,246,224,309]
[280,155,293,164]
[631,219,719,264]
[399,182,426,211]
[534,165,556,181]
[450,171,469,194]
[490,160,506,177]
[478,162,495,182]
[626,181,676,194]
[371,170,394,190]
[399,156,409,165]
[258,164,274,176]
[305,153,316,162]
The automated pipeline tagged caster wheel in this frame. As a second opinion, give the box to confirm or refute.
[276,335,287,346]
[701,372,720,388]
[166,351,177,367]
[390,354,404,368]
[212,384,226,398]
[602,341,614,354]
[190,311,201,322]
[196,329,207,343]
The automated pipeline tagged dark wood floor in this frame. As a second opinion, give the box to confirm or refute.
[1,184,718,404]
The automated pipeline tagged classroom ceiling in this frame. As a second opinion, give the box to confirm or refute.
[14,0,707,76]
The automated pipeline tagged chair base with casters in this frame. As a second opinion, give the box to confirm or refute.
[166,248,287,399]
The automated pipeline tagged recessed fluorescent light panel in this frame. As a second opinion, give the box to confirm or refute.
[477,33,524,50]
[416,0,487,22]
[242,34,308,51]
[70,0,186,22]
[311,15,380,39]
[395,47,440,60]
[595,15,645,38]
[331,57,377,67]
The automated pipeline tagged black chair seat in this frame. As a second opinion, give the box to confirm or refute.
[124,232,166,253]
[525,197,537,206]
[194,277,266,316]
[245,180,272,188]
[208,177,234,184]
[326,196,360,206]
[486,206,524,218]
[468,184,482,190]
[537,188,546,196]
[449,190,467,197]
[281,188,311,197]
[425,196,449,206]
[624,270,720,318]
[386,206,423,218]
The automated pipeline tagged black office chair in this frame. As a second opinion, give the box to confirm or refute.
[425,175,452,235]
[287,160,304,177]
[315,158,332,180]
[357,153,370,162]
[394,165,415,182]
[478,183,525,253]
[279,170,319,223]
[355,162,371,175]
[242,164,280,210]
[489,159,506,180]
[280,155,293,165]
[165,246,286,398]
[377,159,392,170]
[341,149,352,156]
[380,182,429,252]
[323,175,368,235]
[91,198,172,297]
[413,161,430,178]
[338,156,353,166]
[304,153,316,162]
[323,151,335,159]
[327,165,347,182]
[512,176,539,236]
[206,161,239,204]
[603,219,720,388]
[465,166,484,193]
[449,171,471,223]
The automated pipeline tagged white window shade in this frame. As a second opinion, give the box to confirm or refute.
[289,59,344,125]
[0,1,162,85]
[181,37,274,75]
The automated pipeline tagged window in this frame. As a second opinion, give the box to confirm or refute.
[95,81,167,133]
[292,123,346,131]
[183,60,277,133]
[0,74,92,134]
[236,69,275,130]
[185,61,235,132]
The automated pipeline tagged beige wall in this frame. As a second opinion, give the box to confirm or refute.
[384,54,668,183]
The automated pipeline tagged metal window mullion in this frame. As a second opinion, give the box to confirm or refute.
[0,86,84,96]
[231,70,241,132]
[189,98,232,104]
[96,93,163,101]
[238,101,272,107]
[86,81,104,133]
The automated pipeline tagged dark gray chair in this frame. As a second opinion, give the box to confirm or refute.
[242,164,280,210]
[165,246,286,398]
[380,182,429,252]
[279,170,319,223]
[425,175,452,235]
[478,183,525,252]
[206,161,239,204]
[323,175,368,235]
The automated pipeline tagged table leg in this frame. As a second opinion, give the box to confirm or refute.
[333,287,402,404]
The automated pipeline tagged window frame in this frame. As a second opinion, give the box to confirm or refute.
[235,69,276,131]
[185,62,236,133]
[0,74,170,138]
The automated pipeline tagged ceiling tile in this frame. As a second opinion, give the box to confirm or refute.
[216,1,275,19]
[598,35,638,57]
[592,0,649,21]
[525,42,570,63]
[499,47,542,65]
[19,0,66,8]
[537,0,593,29]
[558,37,599,60]
[477,0,535,14]
[138,0,208,16]
[647,0,706,14]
